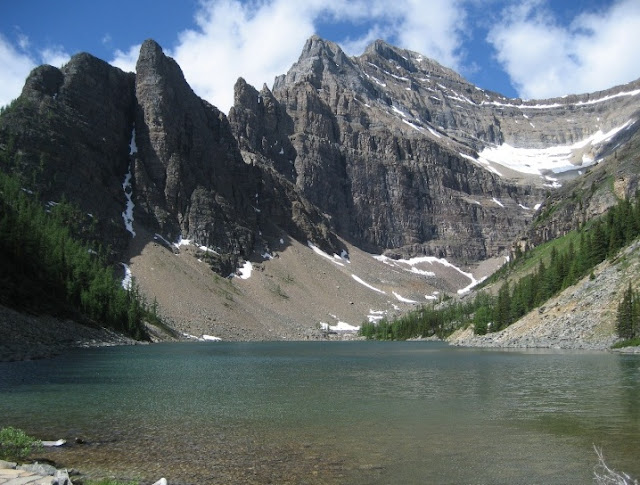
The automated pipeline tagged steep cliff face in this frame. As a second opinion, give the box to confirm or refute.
[2,35,640,341]
[132,39,261,273]
[2,36,639,271]
[230,36,640,262]
[229,78,297,182]
[0,39,343,275]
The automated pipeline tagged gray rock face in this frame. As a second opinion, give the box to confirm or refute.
[18,463,58,476]
[133,39,260,273]
[231,35,640,262]
[229,78,297,182]
[2,36,638,274]
[232,37,541,261]
[348,37,640,152]
[132,40,342,271]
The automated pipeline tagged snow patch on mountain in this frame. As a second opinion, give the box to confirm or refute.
[368,309,386,323]
[478,119,635,177]
[308,241,346,266]
[374,254,481,294]
[480,87,640,110]
[121,164,135,237]
[121,263,132,290]
[320,321,360,332]
[393,291,418,303]
[237,261,252,279]
[129,128,137,155]
[351,274,386,294]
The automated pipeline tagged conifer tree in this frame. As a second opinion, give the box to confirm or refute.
[590,221,608,266]
[495,281,511,331]
[616,284,635,340]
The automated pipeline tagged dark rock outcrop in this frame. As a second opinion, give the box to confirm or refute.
[0,39,344,275]
[132,39,260,273]
[229,78,297,182]
[2,35,639,272]
[0,53,136,254]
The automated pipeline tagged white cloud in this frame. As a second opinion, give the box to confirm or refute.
[339,24,388,57]
[392,0,466,70]
[0,34,35,108]
[40,46,70,68]
[488,0,640,99]
[164,0,467,112]
[110,44,141,73]
[0,35,69,108]
[170,0,318,113]
[17,33,30,51]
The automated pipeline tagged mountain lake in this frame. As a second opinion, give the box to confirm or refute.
[1,341,639,484]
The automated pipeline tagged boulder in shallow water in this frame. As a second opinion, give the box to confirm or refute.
[56,468,72,485]
[18,462,57,476]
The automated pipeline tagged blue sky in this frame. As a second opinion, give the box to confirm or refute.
[1,0,639,112]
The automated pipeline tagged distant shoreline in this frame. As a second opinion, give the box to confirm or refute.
[0,305,139,362]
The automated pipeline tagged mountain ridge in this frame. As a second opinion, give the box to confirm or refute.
[1,36,639,343]
[234,35,637,263]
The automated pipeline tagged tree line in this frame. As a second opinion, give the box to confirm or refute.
[0,170,155,340]
[360,297,475,340]
[361,194,640,341]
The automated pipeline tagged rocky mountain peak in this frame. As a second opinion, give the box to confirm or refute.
[4,37,640,272]
[273,35,356,91]
[135,39,192,97]
[21,64,64,100]
[138,38,164,61]
[299,35,347,63]
[362,39,416,72]
[1,50,137,256]
[233,77,258,109]
[235,35,640,264]
[2,35,640,342]
[361,39,465,84]
[132,39,263,273]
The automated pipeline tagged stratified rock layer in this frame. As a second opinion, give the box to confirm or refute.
[230,36,640,262]
[231,37,539,261]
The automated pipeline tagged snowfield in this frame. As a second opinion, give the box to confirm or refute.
[477,119,636,177]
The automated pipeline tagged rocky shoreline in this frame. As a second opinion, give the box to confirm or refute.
[0,459,168,485]
[447,326,640,352]
[448,240,640,354]
[0,305,140,362]
[0,459,73,485]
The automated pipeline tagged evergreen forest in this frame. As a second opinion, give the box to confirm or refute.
[0,170,156,340]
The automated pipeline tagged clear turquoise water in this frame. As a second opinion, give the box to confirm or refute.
[1,341,639,484]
